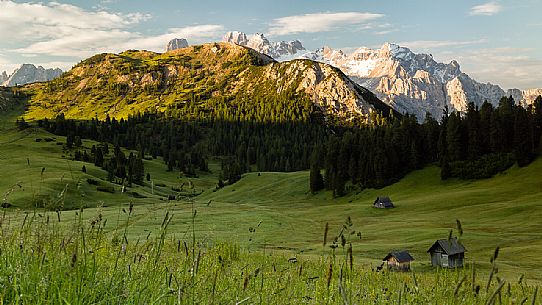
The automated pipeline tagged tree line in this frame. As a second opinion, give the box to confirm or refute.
[311,96,542,195]
[37,94,542,196]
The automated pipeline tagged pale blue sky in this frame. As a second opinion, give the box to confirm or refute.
[1,0,541,89]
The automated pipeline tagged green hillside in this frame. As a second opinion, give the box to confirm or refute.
[21,43,393,122]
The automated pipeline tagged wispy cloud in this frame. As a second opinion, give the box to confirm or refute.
[16,25,224,58]
[451,48,542,89]
[0,1,223,59]
[268,12,384,36]
[397,39,487,51]
[469,2,503,16]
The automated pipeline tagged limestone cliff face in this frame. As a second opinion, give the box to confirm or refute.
[298,43,511,120]
[251,60,387,117]
[507,88,542,107]
[166,38,189,52]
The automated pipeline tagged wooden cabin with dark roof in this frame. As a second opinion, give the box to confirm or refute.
[374,196,394,208]
[383,251,414,271]
[427,237,466,268]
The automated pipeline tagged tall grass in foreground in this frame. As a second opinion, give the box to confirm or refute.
[0,209,539,304]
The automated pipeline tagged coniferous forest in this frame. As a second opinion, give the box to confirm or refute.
[35,94,542,197]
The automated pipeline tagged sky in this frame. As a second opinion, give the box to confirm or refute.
[0,0,541,89]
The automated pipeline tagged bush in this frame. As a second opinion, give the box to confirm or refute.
[97,186,115,194]
[86,178,99,185]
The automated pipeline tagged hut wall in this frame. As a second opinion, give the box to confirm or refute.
[449,253,464,268]
[431,252,441,266]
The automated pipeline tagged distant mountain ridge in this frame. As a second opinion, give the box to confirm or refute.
[297,43,541,120]
[223,31,305,59]
[1,64,63,87]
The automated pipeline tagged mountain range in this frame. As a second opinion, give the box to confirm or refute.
[1,64,63,87]
[223,31,541,121]
[4,32,540,122]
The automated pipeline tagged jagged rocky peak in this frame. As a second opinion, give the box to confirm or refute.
[1,64,62,87]
[223,31,248,45]
[0,71,8,84]
[222,31,305,59]
[166,38,189,52]
[507,88,542,107]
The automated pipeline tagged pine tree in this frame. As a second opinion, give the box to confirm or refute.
[309,150,324,193]
[514,107,533,166]
[479,102,493,155]
[66,134,74,149]
[440,155,451,180]
[94,148,104,167]
[466,102,480,160]
[446,112,464,161]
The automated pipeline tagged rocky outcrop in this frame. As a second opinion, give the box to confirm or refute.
[0,88,16,112]
[1,64,63,87]
[166,38,189,52]
[223,31,305,59]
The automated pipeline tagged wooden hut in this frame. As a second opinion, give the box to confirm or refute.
[427,237,466,268]
[383,251,414,271]
[374,196,394,208]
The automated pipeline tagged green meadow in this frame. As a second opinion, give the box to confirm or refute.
[1,104,541,303]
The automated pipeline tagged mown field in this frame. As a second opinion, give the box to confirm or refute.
[1,103,541,303]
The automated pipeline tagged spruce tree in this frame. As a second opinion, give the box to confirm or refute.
[514,107,532,166]
[309,150,324,193]
[94,148,104,167]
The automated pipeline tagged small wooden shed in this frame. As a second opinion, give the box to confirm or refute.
[427,237,466,268]
[383,251,414,271]
[374,196,394,208]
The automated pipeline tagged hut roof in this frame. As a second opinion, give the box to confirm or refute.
[427,237,466,255]
[383,251,415,263]
[374,196,394,207]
